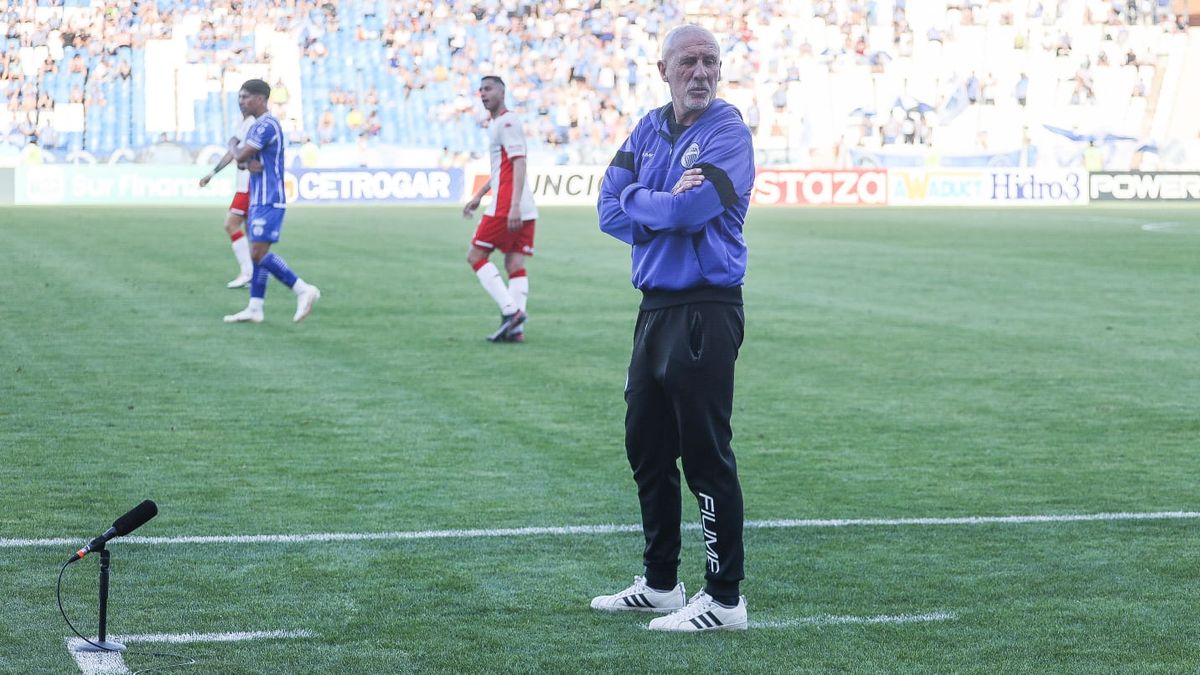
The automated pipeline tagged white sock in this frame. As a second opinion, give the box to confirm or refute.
[508,275,528,314]
[231,236,252,274]
[248,297,264,313]
[475,262,517,315]
[292,278,311,296]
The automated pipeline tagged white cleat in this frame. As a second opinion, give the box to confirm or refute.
[226,272,253,289]
[590,576,686,613]
[223,308,263,323]
[647,591,748,632]
[293,285,320,323]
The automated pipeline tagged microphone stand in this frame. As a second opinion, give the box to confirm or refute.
[75,547,127,653]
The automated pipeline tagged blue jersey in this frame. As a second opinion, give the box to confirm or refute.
[598,99,754,292]
[244,114,287,209]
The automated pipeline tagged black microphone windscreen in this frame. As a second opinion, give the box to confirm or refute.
[112,500,158,536]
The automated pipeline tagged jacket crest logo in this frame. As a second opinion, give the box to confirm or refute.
[680,143,700,168]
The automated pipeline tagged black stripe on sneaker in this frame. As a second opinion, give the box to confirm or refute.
[706,611,723,626]
[691,617,706,629]
[623,596,636,607]
[636,594,651,608]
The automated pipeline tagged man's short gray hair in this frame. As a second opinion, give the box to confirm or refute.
[660,24,719,62]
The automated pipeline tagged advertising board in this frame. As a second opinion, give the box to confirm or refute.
[1090,172,1200,201]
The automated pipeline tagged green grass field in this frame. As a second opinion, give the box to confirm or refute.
[1,204,1198,673]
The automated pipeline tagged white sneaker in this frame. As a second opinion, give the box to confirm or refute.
[293,285,320,323]
[647,591,748,632]
[226,272,252,289]
[223,307,263,323]
[590,576,686,613]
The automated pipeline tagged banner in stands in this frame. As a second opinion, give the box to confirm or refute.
[15,165,234,205]
[890,169,1088,206]
[1090,172,1200,201]
[285,168,463,204]
[466,167,608,206]
[751,169,888,206]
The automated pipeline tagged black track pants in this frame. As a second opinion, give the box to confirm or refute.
[624,300,745,598]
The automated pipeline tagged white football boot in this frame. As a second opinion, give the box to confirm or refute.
[223,307,263,323]
[293,285,320,323]
[226,272,253,289]
[590,576,686,613]
[647,591,748,632]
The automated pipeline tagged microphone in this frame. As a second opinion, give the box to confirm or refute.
[68,500,158,563]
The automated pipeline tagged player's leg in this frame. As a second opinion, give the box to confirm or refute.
[225,192,252,287]
[592,307,687,613]
[503,251,527,342]
[646,301,749,632]
[249,209,319,323]
[225,209,319,323]
[662,303,746,604]
[224,239,269,322]
[468,216,523,340]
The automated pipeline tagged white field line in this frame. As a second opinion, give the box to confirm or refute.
[68,641,128,675]
[10,510,1199,550]
[1140,221,1182,232]
[67,629,314,675]
[751,611,957,629]
[112,629,315,643]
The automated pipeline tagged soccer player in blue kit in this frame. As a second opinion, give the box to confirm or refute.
[592,25,755,632]
[223,79,320,324]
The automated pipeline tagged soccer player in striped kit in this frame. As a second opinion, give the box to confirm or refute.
[223,79,320,324]
[462,75,536,343]
[592,25,754,632]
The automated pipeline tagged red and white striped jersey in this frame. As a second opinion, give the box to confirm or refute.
[484,110,537,219]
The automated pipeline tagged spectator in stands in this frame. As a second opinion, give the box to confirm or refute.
[1014,72,1029,106]
[318,109,335,144]
[20,137,43,165]
[902,113,916,144]
[1083,140,1104,170]
[271,79,289,106]
[299,136,320,166]
[916,114,932,146]
[771,81,787,112]
[1071,62,1097,104]
[981,73,997,105]
[966,72,980,104]
[345,106,365,133]
[67,53,87,75]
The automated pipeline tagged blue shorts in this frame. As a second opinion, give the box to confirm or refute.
[247,206,285,243]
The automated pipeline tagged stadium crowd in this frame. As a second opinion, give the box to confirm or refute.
[0,0,1192,167]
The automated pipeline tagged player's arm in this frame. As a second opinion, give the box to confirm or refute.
[463,180,491,218]
[235,122,272,173]
[506,155,526,231]
[199,143,237,187]
[232,140,258,165]
[618,123,754,235]
[598,138,643,245]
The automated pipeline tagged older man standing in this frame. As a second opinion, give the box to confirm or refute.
[593,25,755,632]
